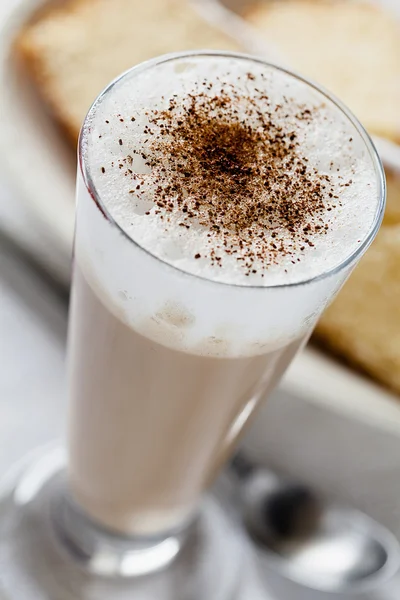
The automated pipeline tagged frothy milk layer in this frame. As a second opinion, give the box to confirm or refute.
[82,53,380,287]
[77,53,382,356]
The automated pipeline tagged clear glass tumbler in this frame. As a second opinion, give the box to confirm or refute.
[0,51,385,600]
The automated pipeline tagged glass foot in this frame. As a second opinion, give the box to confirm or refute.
[0,444,243,600]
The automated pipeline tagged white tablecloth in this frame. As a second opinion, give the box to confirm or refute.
[0,233,67,473]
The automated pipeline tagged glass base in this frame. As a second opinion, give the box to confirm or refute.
[0,445,243,600]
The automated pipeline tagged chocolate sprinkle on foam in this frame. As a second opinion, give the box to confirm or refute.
[115,76,337,275]
[90,60,376,287]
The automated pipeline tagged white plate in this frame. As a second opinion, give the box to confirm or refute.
[0,0,74,283]
[1,0,400,428]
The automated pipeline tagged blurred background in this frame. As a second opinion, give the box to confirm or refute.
[1,0,400,597]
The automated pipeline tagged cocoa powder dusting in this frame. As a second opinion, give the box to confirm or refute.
[113,75,339,275]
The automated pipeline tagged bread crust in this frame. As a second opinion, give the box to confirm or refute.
[14,0,239,146]
[245,0,400,143]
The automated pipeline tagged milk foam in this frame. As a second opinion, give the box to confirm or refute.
[82,53,381,287]
[77,53,383,356]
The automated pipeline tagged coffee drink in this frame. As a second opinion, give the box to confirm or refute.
[69,54,380,536]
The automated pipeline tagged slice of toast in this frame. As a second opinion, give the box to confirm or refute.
[315,168,400,394]
[246,1,400,143]
[15,0,239,146]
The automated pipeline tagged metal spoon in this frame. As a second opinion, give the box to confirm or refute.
[231,454,400,595]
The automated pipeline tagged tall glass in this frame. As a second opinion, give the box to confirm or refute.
[0,52,385,600]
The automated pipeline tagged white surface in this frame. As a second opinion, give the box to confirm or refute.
[0,237,67,476]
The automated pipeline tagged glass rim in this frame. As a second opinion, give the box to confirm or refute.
[78,50,386,291]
